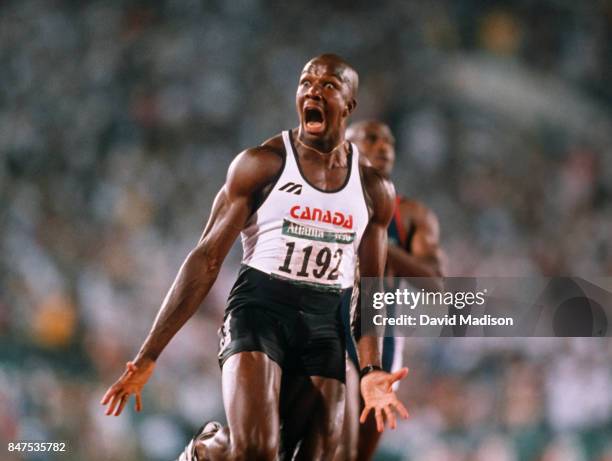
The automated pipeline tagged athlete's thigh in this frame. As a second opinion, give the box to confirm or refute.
[278,373,314,460]
[222,351,282,448]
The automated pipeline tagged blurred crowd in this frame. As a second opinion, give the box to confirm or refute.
[1,1,611,460]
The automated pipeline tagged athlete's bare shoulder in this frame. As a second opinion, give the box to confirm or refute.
[260,133,286,156]
[399,197,424,217]
[227,134,285,196]
[396,196,440,242]
[398,197,437,225]
[359,163,395,224]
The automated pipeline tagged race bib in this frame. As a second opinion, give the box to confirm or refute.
[274,219,355,289]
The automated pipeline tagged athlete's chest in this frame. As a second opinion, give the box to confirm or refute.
[297,156,349,191]
[240,131,369,289]
[259,130,369,232]
[268,186,359,232]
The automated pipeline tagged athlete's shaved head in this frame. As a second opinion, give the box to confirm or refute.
[301,53,359,98]
[296,54,359,146]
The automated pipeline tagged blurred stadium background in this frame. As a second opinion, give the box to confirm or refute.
[1,1,612,460]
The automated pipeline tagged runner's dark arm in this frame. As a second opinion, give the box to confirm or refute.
[132,145,283,366]
[354,166,396,368]
[386,200,445,291]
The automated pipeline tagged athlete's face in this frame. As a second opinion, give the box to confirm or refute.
[296,60,356,139]
[352,123,395,177]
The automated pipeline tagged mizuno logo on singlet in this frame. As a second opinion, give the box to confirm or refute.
[279,182,302,195]
[290,205,354,229]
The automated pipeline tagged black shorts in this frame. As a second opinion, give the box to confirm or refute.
[218,265,349,382]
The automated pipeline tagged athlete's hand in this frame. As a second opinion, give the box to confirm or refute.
[101,358,156,416]
[360,367,409,432]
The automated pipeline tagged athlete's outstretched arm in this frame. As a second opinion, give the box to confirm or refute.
[354,167,409,432]
[387,200,445,290]
[101,146,283,416]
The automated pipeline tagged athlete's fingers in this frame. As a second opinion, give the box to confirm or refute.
[100,389,112,405]
[101,384,120,405]
[385,405,397,429]
[359,406,372,424]
[127,361,137,373]
[114,394,128,416]
[390,367,409,384]
[113,394,127,416]
[105,392,123,416]
[375,407,384,433]
[104,393,117,415]
[135,393,142,412]
[392,400,409,419]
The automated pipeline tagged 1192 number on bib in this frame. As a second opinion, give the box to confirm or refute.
[278,241,343,281]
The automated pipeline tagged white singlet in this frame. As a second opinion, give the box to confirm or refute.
[241,130,370,290]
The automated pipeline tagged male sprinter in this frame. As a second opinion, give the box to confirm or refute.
[338,120,445,461]
[101,55,408,461]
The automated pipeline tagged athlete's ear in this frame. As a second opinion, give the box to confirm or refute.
[344,98,357,117]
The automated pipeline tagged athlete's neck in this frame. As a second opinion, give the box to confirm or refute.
[296,129,346,156]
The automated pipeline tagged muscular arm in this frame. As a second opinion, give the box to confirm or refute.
[354,167,396,369]
[352,167,409,431]
[386,199,445,291]
[133,146,283,365]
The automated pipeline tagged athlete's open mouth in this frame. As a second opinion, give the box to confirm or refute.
[304,107,325,133]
